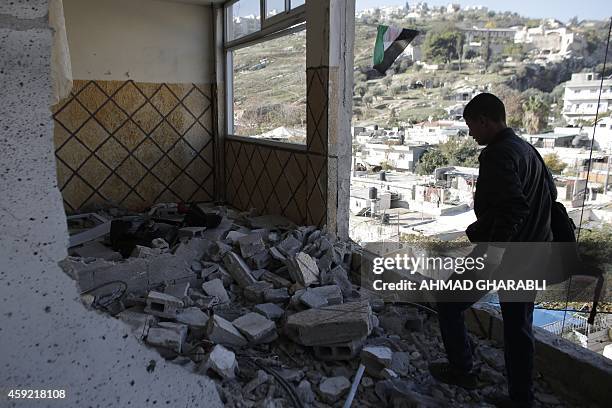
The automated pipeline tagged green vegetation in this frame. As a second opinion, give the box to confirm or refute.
[415,137,480,175]
[543,153,567,174]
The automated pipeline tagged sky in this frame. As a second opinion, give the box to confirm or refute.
[355,0,611,22]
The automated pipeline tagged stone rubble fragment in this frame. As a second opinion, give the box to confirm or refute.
[287,252,320,287]
[223,251,256,287]
[243,281,274,303]
[175,307,209,327]
[254,303,284,320]
[202,279,230,303]
[299,289,328,309]
[296,380,315,404]
[317,376,351,403]
[206,314,248,347]
[146,322,187,353]
[263,287,290,303]
[205,345,238,380]
[285,301,373,346]
[232,312,277,344]
[164,282,190,300]
[144,291,184,318]
[361,346,394,378]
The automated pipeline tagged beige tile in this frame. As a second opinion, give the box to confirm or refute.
[76,118,108,151]
[113,82,146,115]
[95,100,128,133]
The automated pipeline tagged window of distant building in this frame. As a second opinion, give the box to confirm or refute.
[225,1,306,145]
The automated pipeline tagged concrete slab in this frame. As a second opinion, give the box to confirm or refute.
[232,312,277,343]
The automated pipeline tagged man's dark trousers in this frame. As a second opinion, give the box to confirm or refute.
[437,298,535,404]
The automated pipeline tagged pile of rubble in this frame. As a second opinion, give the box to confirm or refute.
[61,204,583,408]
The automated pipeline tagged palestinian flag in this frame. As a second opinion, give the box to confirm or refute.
[373,25,419,74]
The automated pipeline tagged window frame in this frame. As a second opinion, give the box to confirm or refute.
[223,0,306,144]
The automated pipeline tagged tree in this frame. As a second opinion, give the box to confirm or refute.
[416,149,446,175]
[543,153,567,174]
[440,137,480,167]
[423,25,464,64]
[522,95,550,134]
[494,84,524,129]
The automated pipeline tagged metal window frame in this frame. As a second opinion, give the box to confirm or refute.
[223,0,306,145]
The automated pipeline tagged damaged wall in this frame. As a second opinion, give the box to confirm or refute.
[54,0,215,212]
[0,1,222,406]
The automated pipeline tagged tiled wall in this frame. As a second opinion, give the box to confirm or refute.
[225,139,309,225]
[52,79,214,212]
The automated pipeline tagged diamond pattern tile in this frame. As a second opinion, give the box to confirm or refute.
[224,139,311,225]
[52,80,215,212]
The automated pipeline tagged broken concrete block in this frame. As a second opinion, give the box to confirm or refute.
[117,308,157,340]
[244,369,270,395]
[175,307,209,327]
[313,336,366,361]
[285,301,373,346]
[254,303,284,320]
[324,266,352,297]
[223,251,256,287]
[131,245,164,258]
[226,230,247,244]
[361,346,393,378]
[205,267,232,287]
[238,234,267,259]
[287,252,319,287]
[300,289,328,309]
[208,241,233,263]
[243,281,274,303]
[246,250,270,270]
[310,285,343,305]
[206,345,238,380]
[251,269,267,280]
[151,238,170,250]
[318,376,351,403]
[232,312,277,344]
[178,227,206,239]
[201,279,230,304]
[144,291,184,318]
[269,246,287,262]
[206,314,248,347]
[261,271,292,288]
[296,380,315,404]
[276,235,302,257]
[263,287,290,303]
[390,352,414,377]
[146,322,187,353]
[248,214,295,230]
[200,217,233,241]
[164,282,190,299]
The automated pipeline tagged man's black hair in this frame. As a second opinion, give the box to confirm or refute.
[463,92,506,123]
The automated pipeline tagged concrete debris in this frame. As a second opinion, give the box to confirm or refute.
[238,233,267,259]
[263,287,290,303]
[144,291,184,318]
[146,322,187,353]
[299,289,328,309]
[261,271,292,288]
[175,307,209,327]
[206,314,248,347]
[296,380,315,404]
[390,351,414,377]
[310,285,343,305]
[232,312,277,344]
[276,236,302,257]
[313,337,366,361]
[318,376,351,403]
[285,301,373,346]
[116,308,157,340]
[151,238,169,250]
[248,214,295,230]
[178,226,206,239]
[269,247,287,262]
[223,251,256,288]
[254,303,284,320]
[251,269,267,280]
[202,279,230,304]
[244,369,269,395]
[243,281,274,303]
[322,265,352,297]
[131,245,165,258]
[246,250,270,270]
[287,252,319,287]
[375,379,440,407]
[361,346,393,378]
[164,282,190,300]
[205,345,238,380]
[226,230,247,244]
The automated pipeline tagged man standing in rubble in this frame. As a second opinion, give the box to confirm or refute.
[428,93,556,408]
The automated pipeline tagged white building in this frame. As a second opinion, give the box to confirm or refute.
[514,26,586,62]
[405,121,469,145]
[362,143,428,172]
[562,73,612,126]
[350,188,392,215]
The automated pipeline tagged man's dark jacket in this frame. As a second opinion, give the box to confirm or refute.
[466,128,556,242]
